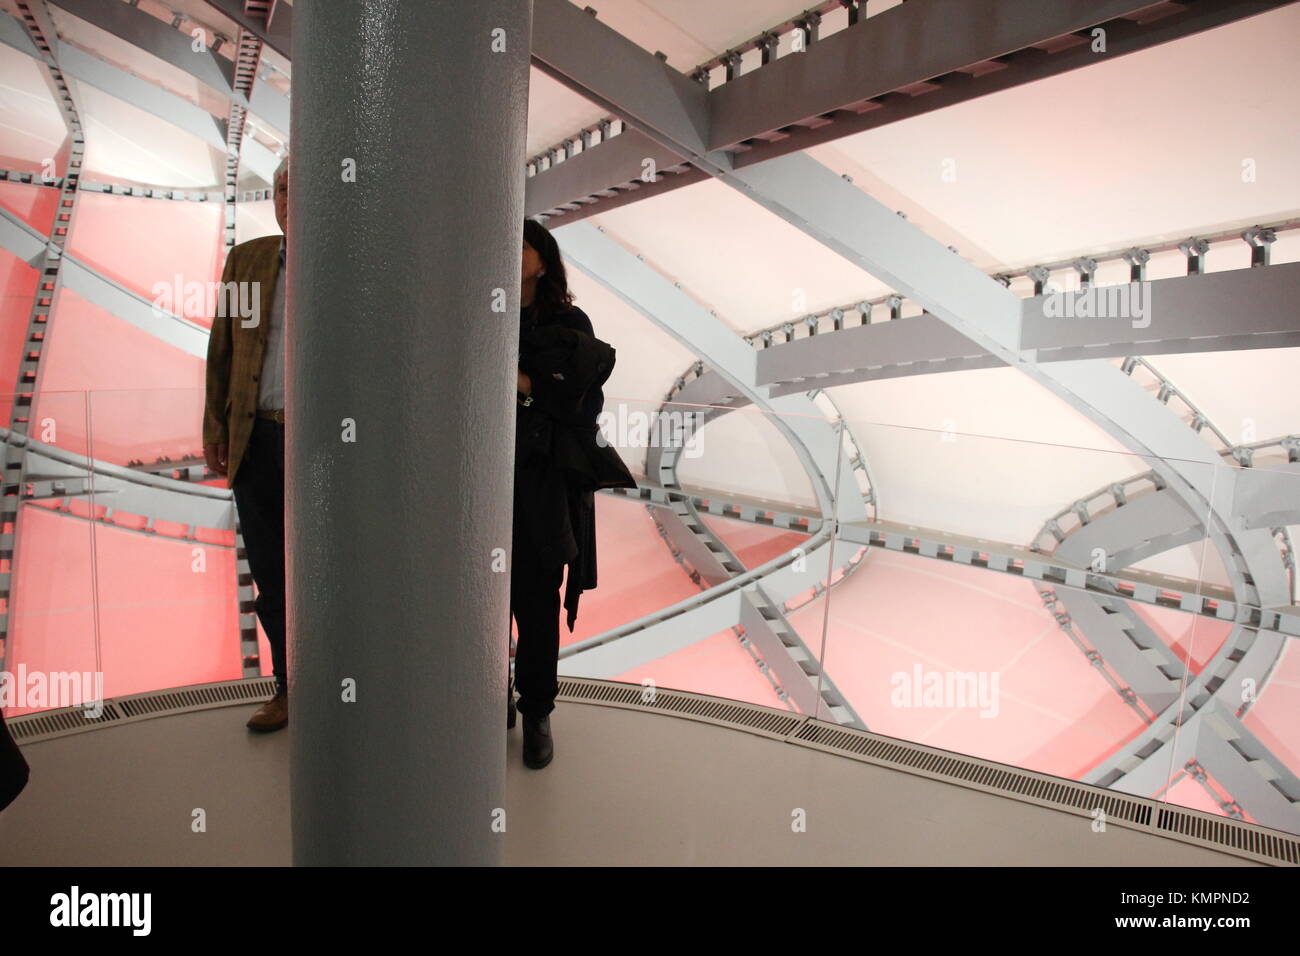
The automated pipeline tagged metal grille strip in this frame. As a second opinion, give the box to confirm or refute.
[7,675,1295,865]
[560,677,1297,865]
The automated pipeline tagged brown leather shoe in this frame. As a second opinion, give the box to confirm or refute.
[247,690,288,732]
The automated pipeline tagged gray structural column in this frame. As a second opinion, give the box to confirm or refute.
[288,1,532,866]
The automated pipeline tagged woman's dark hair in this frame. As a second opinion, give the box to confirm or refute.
[523,217,574,323]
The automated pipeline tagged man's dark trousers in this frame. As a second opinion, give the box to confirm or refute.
[510,548,564,719]
[232,417,286,695]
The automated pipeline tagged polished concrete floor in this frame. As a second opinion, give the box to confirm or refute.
[0,700,1258,866]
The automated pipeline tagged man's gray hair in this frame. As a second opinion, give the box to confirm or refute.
[274,152,289,185]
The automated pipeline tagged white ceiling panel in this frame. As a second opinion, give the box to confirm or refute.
[0,41,64,168]
[72,76,223,187]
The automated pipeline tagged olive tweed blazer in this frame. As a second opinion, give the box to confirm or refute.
[202,234,283,488]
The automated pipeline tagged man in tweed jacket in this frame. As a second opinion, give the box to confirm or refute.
[203,154,290,733]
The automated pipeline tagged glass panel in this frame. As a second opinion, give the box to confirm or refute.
[557,392,835,716]
[2,388,101,717]
[816,410,1299,837]
[86,387,244,702]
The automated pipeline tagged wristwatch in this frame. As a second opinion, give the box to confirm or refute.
[518,393,534,407]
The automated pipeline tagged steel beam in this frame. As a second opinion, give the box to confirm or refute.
[237,133,279,185]
[0,206,48,265]
[525,126,685,219]
[1195,703,1300,833]
[52,0,290,134]
[14,433,233,530]
[645,372,870,724]
[1,14,289,165]
[757,262,1300,394]
[560,588,745,678]
[54,40,227,149]
[50,0,235,94]
[529,0,1296,221]
[530,0,710,161]
[3,0,86,677]
[1059,594,1187,712]
[1233,463,1300,530]
[711,0,1163,149]
[1054,485,1209,573]
[723,152,1288,609]
[201,0,290,60]
[0,206,209,357]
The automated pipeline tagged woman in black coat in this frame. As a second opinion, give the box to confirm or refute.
[510,218,635,770]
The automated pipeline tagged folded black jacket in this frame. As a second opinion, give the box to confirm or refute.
[0,706,29,812]
[516,305,636,629]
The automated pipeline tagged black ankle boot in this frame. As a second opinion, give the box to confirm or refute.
[507,674,517,730]
[522,714,553,769]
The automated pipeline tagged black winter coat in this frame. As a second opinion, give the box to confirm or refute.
[515,304,636,629]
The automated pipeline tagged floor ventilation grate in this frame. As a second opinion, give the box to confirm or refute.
[7,704,124,741]
[9,676,1297,864]
[558,677,802,737]
[7,677,277,743]
[1156,806,1298,865]
[794,720,1153,827]
[558,677,1298,866]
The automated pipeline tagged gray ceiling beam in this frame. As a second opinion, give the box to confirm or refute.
[642,372,872,725]
[530,0,711,162]
[614,478,821,531]
[54,39,227,149]
[1232,461,1300,530]
[731,153,1024,348]
[59,255,210,356]
[0,425,233,531]
[560,522,865,678]
[0,205,48,265]
[831,514,1299,634]
[3,166,225,200]
[1056,593,1186,713]
[760,314,1001,393]
[561,586,745,678]
[1092,685,1300,834]
[721,152,1291,618]
[529,0,1296,222]
[201,0,289,60]
[1055,486,1209,574]
[1020,262,1300,359]
[247,76,288,134]
[554,221,866,525]
[0,206,210,357]
[613,481,868,608]
[12,0,56,58]
[237,128,278,184]
[197,0,722,208]
[23,495,234,546]
[1038,477,1208,716]
[52,0,289,134]
[50,0,234,94]
[1195,704,1300,833]
[0,9,37,56]
[757,262,1300,394]
[525,126,688,218]
[0,10,289,158]
[709,0,1290,153]
[711,0,1170,149]
[614,466,1298,635]
[191,0,1292,227]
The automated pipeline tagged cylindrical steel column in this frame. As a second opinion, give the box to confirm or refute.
[288,0,532,865]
